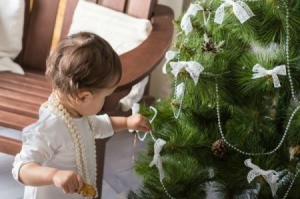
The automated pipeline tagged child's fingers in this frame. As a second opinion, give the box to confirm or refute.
[70,177,79,193]
[62,184,70,194]
[76,174,84,192]
[139,121,151,132]
[68,183,76,193]
[130,114,152,131]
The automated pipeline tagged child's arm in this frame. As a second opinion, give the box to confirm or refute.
[19,162,84,194]
[109,113,151,132]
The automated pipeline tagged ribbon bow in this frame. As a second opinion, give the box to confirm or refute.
[149,138,166,181]
[252,64,286,88]
[244,159,279,197]
[170,61,204,85]
[214,0,254,24]
[181,4,204,35]
[162,51,179,74]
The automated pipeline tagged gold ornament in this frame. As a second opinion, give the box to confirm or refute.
[78,183,97,198]
[212,139,226,158]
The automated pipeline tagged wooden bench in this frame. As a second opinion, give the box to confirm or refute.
[0,0,173,197]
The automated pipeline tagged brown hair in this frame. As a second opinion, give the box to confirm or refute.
[46,32,122,99]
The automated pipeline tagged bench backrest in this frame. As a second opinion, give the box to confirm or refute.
[19,0,157,71]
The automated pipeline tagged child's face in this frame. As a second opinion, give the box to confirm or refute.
[75,85,117,116]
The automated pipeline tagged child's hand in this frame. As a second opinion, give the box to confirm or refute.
[127,113,151,132]
[52,170,84,194]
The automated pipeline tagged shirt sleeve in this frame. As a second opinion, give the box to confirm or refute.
[92,114,114,139]
[12,128,56,183]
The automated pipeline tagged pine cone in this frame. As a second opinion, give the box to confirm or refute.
[289,145,300,162]
[212,139,226,158]
[201,39,218,53]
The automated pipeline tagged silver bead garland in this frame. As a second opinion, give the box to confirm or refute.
[283,1,297,102]
[215,80,300,156]
[161,179,176,199]
[282,167,300,199]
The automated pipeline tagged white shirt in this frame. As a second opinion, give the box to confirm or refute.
[12,104,114,199]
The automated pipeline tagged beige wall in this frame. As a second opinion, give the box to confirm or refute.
[149,0,184,99]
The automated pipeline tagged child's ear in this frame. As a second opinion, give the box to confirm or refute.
[76,91,92,103]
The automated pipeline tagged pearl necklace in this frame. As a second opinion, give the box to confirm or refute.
[47,93,97,198]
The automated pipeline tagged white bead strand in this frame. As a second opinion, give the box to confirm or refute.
[215,80,300,156]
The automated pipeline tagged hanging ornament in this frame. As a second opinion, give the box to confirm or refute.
[175,82,186,100]
[244,159,279,197]
[149,138,167,182]
[289,145,300,162]
[170,61,204,85]
[181,3,204,35]
[252,63,286,88]
[201,33,225,53]
[129,104,157,141]
[162,50,180,74]
[170,61,204,119]
[212,139,226,158]
[214,0,254,24]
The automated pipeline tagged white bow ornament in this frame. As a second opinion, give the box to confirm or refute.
[181,4,204,35]
[149,138,166,181]
[214,0,254,24]
[162,51,179,74]
[244,159,279,197]
[252,64,286,88]
[170,61,204,85]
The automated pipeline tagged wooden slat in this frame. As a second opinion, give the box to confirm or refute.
[0,88,46,105]
[99,0,127,12]
[24,70,48,81]
[50,0,68,51]
[126,0,157,19]
[0,136,22,156]
[0,81,50,98]
[0,96,40,118]
[0,110,37,131]
[22,0,60,70]
[60,0,78,40]
[0,72,51,89]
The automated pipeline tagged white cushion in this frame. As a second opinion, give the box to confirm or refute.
[0,0,25,74]
[68,0,152,55]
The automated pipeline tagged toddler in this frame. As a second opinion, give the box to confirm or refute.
[12,32,151,199]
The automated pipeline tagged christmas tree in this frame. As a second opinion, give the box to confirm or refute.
[128,0,300,198]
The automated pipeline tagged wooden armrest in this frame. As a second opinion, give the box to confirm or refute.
[117,5,174,91]
[0,135,22,155]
